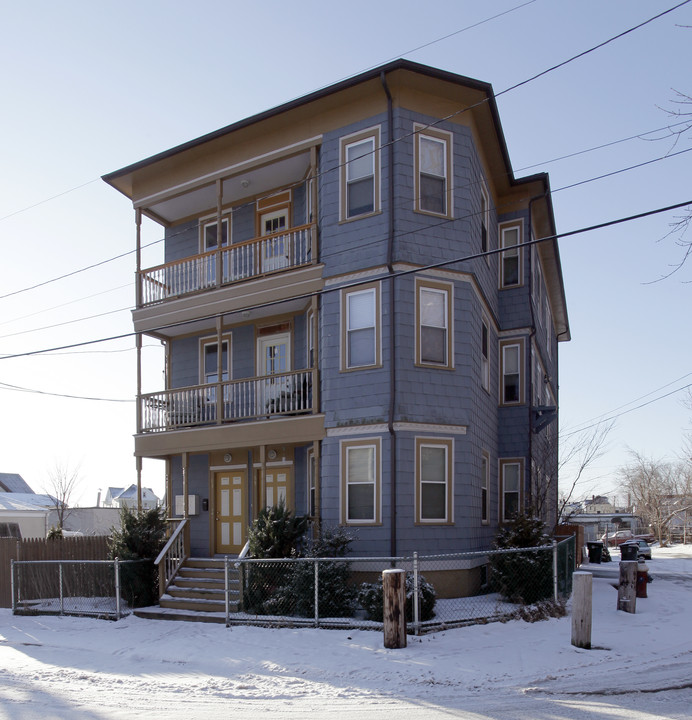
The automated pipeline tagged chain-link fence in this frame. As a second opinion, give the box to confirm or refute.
[230,536,576,633]
[11,559,144,620]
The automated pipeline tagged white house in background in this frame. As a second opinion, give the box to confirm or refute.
[0,473,35,494]
[0,492,56,539]
[103,485,159,511]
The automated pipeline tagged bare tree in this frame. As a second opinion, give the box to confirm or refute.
[618,452,692,545]
[43,461,82,531]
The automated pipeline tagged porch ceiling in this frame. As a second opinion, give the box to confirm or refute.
[138,152,311,226]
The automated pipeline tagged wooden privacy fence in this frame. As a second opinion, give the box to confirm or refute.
[0,536,109,608]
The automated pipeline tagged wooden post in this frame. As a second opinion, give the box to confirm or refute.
[571,571,592,649]
[617,561,637,613]
[383,569,406,649]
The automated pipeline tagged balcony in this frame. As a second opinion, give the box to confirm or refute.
[139,224,314,308]
[140,369,315,433]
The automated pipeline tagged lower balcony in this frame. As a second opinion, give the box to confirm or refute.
[140,369,315,433]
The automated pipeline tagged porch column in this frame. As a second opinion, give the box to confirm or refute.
[136,456,142,513]
[216,178,223,287]
[165,457,172,518]
[313,439,321,536]
[216,316,223,425]
[311,296,319,413]
[135,208,142,308]
[136,332,142,433]
[182,452,189,519]
[310,145,319,263]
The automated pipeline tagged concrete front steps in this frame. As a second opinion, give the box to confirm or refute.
[134,558,241,624]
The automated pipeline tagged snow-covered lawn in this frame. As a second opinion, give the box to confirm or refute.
[1,545,691,719]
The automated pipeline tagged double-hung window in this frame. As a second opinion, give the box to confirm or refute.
[340,128,380,220]
[201,336,230,384]
[415,127,452,216]
[416,280,452,368]
[500,339,523,405]
[500,222,522,287]
[416,438,453,524]
[341,438,380,524]
[481,451,490,524]
[481,317,490,391]
[480,181,490,258]
[500,459,523,521]
[342,284,380,370]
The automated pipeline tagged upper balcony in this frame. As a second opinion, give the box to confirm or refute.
[138,222,315,307]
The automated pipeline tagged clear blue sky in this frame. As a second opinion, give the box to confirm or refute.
[1,0,690,506]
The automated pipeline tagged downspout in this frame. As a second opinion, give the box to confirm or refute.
[381,71,397,556]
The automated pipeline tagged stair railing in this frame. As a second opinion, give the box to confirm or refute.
[155,519,190,598]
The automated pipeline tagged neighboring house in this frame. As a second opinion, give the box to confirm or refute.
[0,492,56,539]
[103,60,570,558]
[583,495,616,514]
[0,473,35,494]
[102,485,159,511]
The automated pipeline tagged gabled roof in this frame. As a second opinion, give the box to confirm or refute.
[0,493,55,512]
[0,473,34,493]
[116,484,158,500]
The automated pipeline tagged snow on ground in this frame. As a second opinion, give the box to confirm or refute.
[1,545,691,719]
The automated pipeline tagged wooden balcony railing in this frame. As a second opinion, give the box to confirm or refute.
[139,223,314,306]
[140,369,315,433]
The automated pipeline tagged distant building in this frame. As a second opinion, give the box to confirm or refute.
[0,473,35,494]
[103,485,159,511]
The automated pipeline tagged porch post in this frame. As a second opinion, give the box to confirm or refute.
[135,208,142,308]
[136,456,142,513]
[311,296,319,413]
[216,316,223,424]
[165,457,172,518]
[310,145,318,263]
[216,178,223,287]
[136,332,142,433]
[182,451,189,519]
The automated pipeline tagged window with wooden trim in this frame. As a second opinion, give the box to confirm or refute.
[341,284,380,370]
[415,127,452,216]
[481,451,490,524]
[307,448,316,517]
[340,128,380,220]
[500,339,523,405]
[481,317,490,391]
[415,438,454,524]
[500,459,523,521]
[416,279,453,368]
[500,222,522,288]
[341,438,380,524]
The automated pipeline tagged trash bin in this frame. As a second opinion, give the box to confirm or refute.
[620,542,639,561]
[587,541,603,564]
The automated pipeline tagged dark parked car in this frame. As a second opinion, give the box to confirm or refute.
[622,539,652,560]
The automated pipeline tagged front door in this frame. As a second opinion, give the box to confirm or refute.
[261,208,289,272]
[257,332,291,414]
[215,470,247,554]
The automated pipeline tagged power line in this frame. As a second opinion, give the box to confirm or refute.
[2,2,687,306]
[1,197,689,362]
[0,381,134,403]
[0,306,132,340]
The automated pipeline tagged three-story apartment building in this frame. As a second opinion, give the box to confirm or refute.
[104,60,569,559]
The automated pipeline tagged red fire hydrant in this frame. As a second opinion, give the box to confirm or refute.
[636,559,649,598]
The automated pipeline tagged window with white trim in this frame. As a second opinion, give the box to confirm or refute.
[341,438,380,524]
[500,340,523,405]
[415,127,452,217]
[500,222,522,288]
[200,336,230,384]
[480,181,490,259]
[416,438,453,524]
[342,285,379,370]
[202,217,229,251]
[307,449,316,517]
[416,279,452,368]
[340,128,380,220]
[500,459,523,521]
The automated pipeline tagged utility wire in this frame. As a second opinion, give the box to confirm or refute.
[2,2,687,304]
[0,380,133,403]
[0,197,689,362]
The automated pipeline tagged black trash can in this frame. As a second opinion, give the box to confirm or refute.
[620,542,639,561]
[587,541,603,564]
